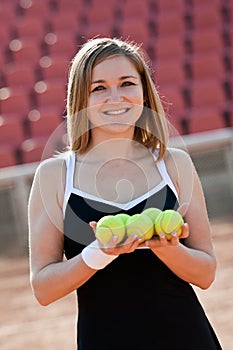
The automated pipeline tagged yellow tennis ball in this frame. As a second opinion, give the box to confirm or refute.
[115,213,130,224]
[154,209,184,240]
[96,215,126,245]
[126,213,154,242]
[142,207,162,224]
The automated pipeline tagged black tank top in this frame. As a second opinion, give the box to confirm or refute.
[63,151,222,350]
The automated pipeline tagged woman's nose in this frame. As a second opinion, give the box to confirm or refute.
[107,87,123,102]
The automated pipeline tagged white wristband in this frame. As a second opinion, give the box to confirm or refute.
[81,240,118,270]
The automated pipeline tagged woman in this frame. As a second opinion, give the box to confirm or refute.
[28,37,222,349]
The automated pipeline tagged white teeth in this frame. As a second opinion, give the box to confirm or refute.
[104,108,128,115]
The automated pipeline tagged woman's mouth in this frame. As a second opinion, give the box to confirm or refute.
[103,108,130,116]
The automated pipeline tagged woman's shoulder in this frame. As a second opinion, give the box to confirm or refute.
[35,152,70,175]
[164,147,193,166]
[163,147,194,187]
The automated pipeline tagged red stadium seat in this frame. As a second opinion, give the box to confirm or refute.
[0,22,12,49]
[188,53,226,81]
[55,0,84,11]
[189,79,226,110]
[39,56,69,84]
[8,38,42,65]
[186,78,227,133]
[33,81,66,112]
[0,4,16,27]
[20,137,48,163]
[190,29,223,56]
[187,108,226,133]
[14,16,46,41]
[49,11,80,37]
[156,0,184,14]
[189,0,223,8]
[159,87,186,119]
[120,19,150,46]
[4,63,36,92]
[27,109,63,139]
[19,0,51,19]
[156,13,186,37]
[191,7,223,31]
[0,116,25,148]
[43,33,77,60]
[86,3,117,25]
[0,52,6,74]
[21,134,66,163]
[154,35,186,61]
[0,147,18,168]
[83,24,114,42]
[0,87,31,120]
[121,0,150,19]
[154,60,186,88]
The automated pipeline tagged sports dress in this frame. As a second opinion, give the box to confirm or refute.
[63,151,222,350]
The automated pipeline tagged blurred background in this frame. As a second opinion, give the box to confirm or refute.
[0,0,232,349]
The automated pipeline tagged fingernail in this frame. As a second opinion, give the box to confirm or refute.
[172,232,177,236]
[160,233,166,239]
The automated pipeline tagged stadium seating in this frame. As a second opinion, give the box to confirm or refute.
[55,0,84,12]
[18,0,51,20]
[187,53,226,81]
[42,32,77,59]
[0,147,17,168]
[4,63,36,92]
[0,116,25,150]
[20,137,50,164]
[49,11,80,37]
[0,0,232,167]
[154,60,187,88]
[156,0,185,14]
[8,38,42,64]
[154,35,186,61]
[14,16,47,41]
[0,87,31,120]
[189,29,224,56]
[187,109,226,134]
[191,6,223,31]
[27,108,63,139]
[38,55,70,83]
[156,13,186,37]
[33,81,66,113]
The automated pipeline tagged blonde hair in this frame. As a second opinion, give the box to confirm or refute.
[66,37,168,160]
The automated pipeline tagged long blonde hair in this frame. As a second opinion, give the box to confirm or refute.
[66,37,168,160]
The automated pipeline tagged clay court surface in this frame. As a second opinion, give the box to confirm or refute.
[0,217,232,350]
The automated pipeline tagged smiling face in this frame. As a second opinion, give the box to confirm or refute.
[87,55,144,139]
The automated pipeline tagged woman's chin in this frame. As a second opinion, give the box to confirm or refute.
[102,122,133,134]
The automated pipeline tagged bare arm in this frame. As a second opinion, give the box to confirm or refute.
[146,148,217,289]
[28,157,97,306]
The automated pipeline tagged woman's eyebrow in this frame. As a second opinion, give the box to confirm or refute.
[91,75,139,84]
[119,75,139,80]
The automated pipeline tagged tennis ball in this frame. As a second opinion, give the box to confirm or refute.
[126,213,154,242]
[142,207,162,224]
[115,213,130,224]
[96,215,126,245]
[154,209,184,240]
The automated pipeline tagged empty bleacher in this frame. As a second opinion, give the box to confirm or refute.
[0,0,233,167]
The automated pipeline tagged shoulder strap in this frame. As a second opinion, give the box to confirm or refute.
[156,158,179,200]
[63,151,75,217]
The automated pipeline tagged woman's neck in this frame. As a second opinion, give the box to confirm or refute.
[85,126,139,161]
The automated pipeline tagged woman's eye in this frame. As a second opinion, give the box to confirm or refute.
[121,81,135,87]
[91,85,105,92]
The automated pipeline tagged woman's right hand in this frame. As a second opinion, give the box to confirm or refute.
[89,221,143,255]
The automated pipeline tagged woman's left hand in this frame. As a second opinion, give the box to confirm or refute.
[143,223,189,249]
